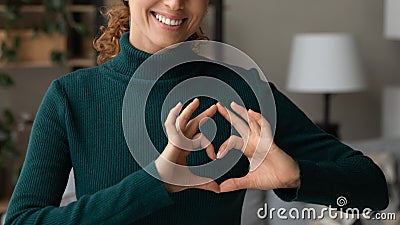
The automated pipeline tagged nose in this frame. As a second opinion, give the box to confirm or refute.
[163,0,184,10]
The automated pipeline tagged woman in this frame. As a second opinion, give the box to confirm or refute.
[5,0,388,224]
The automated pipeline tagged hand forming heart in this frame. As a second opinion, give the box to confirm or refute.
[216,102,300,193]
[154,99,300,194]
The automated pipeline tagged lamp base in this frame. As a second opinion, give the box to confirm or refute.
[316,122,340,139]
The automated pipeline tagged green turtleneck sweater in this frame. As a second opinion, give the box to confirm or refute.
[5,32,388,225]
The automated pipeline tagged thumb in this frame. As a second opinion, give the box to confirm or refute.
[219,176,250,193]
[192,178,220,193]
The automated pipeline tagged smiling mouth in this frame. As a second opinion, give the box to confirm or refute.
[151,11,187,26]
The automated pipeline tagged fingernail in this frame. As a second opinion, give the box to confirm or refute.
[176,102,182,107]
[216,151,221,159]
[249,109,255,113]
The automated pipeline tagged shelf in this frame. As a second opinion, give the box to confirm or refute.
[0,58,96,69]
[67,58,96,68]
[0,4,96,13]
[0,2,98,71]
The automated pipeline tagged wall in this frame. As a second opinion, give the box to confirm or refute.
[0,67,70,115]
[223,0,400,140]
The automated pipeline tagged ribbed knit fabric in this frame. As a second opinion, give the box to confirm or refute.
[6,32,388,225]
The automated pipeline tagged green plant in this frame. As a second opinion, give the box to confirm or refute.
[0,0,22,168]
[1,0,90,65]
[0,74,17,168]
[35,0,89,35]
[2,0,27,33]
[33,0,90,64]
[0,72,14,87]
[0,110,18,166]
[0,0,28,64]
[0,1,22,101]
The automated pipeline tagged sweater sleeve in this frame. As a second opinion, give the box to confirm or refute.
[5,80,173,225]
[268,83,388,211]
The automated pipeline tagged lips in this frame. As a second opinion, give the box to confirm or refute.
[151,11,187,27]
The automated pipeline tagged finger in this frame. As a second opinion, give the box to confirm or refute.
[217,135,243,159]
[248,116,261,136]
[230,102,262,136]
[216,102,249,138]
[230,101,249,123]
[249,110,272,136]
[165,102,183,136]
[216,102,231,123]
[177,98,200,132]
[192,179,220,194]
[205,143,216,161]
[196,105,218,126]
[186,104,217,137]
[193,133,216,160]
[219,176,250,193]
[179,170,220,193]
[165,167,220,193]
[248,109,264,126]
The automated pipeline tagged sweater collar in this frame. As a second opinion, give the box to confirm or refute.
[107,32,200,81]
[108,32,152,78]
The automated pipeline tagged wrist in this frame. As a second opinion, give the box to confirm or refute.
[284,163,300,189]
[286,174,300,189]
[270,144,300,189]
[160,143,182,164]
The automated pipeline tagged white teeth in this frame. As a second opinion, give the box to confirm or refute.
[154,13,183,26]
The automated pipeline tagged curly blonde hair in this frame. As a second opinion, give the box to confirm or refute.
[93,1,209,65]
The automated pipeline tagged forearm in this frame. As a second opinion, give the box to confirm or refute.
[5,162,173,225]
[274,152,388,211]
[269,82,388,211]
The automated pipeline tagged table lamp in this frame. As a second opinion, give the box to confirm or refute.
[384,0,400,40]
[286,33,366,138]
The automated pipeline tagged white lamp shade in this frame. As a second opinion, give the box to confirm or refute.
[384,0,400,40]
[287,33,366,93]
